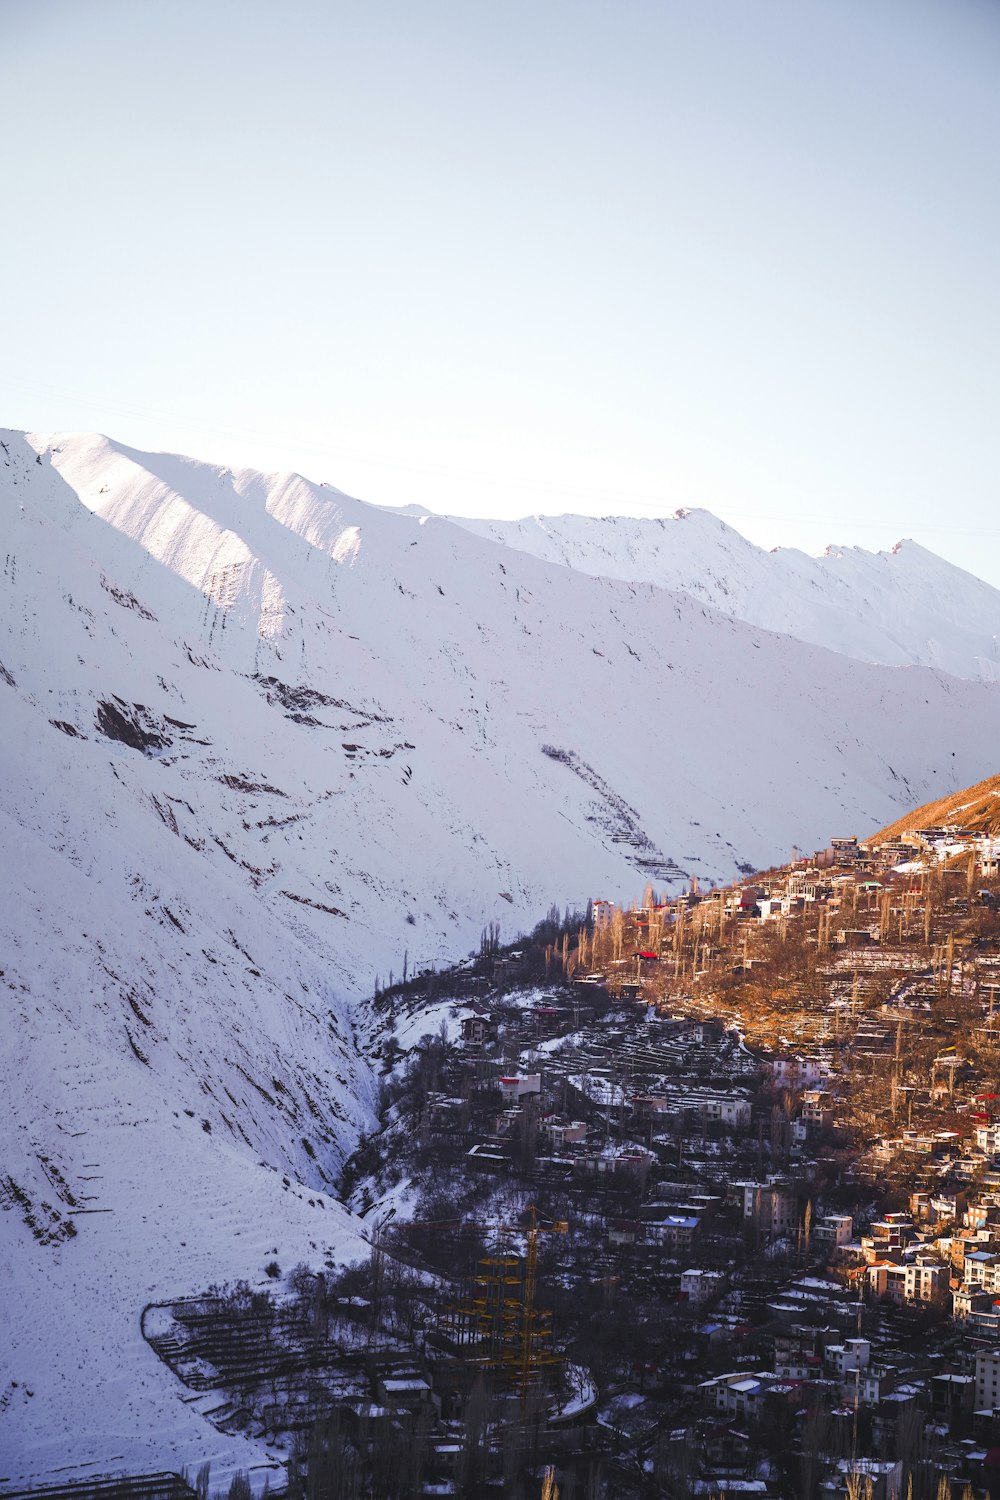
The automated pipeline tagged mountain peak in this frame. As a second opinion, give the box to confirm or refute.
[449,509,1000,681]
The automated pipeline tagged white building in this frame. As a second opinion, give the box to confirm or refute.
[960,1250,1000,1289]
[698,1372,766,1420]
[645,1214,699,1251]
[770,1055,834,1089]
[681,1268,726,1305]
[821,1459,901,1500]
[824,1338,870,1378]
[814,1214,853,1248]
[701,1092,752,1130]
[498,1073,541,1104]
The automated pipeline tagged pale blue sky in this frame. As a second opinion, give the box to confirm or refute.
[2,0,999,581]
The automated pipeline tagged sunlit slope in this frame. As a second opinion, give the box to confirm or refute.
[868,771,1000,844]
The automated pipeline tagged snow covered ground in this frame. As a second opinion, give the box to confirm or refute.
[451,509,1000,682]
[1,427,998,1481]
[1,1056,366,1489]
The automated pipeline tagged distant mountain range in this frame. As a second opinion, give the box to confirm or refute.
[1,428,998,1483]
[451,509,1000,682]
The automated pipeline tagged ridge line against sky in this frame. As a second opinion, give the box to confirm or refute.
[1,0,998,584]
[10,426,1000,608]
[7,408,1000,587]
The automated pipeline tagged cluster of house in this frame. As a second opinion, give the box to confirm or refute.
[392,825,1000,1499]
[688,1268,1000,1499]
[834,1124,1000,1329]
[598,828,1000,996]
[452,998,760,1179]
[671,1109,1000,1496]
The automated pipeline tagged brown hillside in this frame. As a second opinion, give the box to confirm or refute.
[869,770,1000,844]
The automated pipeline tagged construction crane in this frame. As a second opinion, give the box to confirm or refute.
[366,1206,569,1412]
[414,1204,569,1410]
[518,1205,568,1409]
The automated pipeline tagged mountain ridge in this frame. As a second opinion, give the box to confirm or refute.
[449,508,1000,681]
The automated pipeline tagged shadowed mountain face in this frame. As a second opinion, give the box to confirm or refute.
[1,426,999,1482]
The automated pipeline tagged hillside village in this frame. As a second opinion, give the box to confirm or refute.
[105,787,1000,1500]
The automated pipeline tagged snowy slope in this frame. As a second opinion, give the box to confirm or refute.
[2,427,1000,1482]
[451,510,1000,682]
[1,1031,366,1489]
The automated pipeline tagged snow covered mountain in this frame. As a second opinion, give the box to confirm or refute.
[2,427,999,1484]
[451,510,1000,682]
